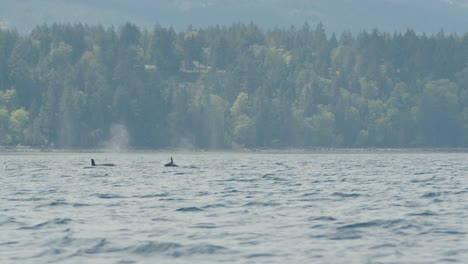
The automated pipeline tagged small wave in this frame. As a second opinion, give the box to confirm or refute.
[330,229,362,240]
[33,248,64,258]
[176,207,203,212]
[309,234,328,239]
[84,172,110,177]
[0,241,18,246]
[309,224,326,229]
[303,192,320,196]
[421,192,442,198]
[407,210,437,216]
[93,193,127,199]
[18,218,72,230]
[57,235,75,246]
[242,201,280,207]
[413,171,433,175]
[332,192,361,198]
[35,201,69,208]
[262,174,287,181]
[131,242,227,257]
[245,253,275,258]
[151,217,171,222]
[309,216,337,221]
[73,203,91,207]
[117,261,137,264]
[37,201,91,208]
[428,228,466,235]
[396,224,423,234]
[7,197,44,202]
[131,242,182,256]
[186,244,226,255]
[159,198,185,201]
[202,203,227,209]
[338,219,403,230]
[225,178,257,182]
[0,217,23,226]
[39,189,58,195]
[191,223,217,229]
[48,201,69,206]
[438,258,459,263]
[370,243,397,250]
[73,239,122,255]
[175,172,191,175]
[454,189,468,195]
[137,193,168,198]
[411,175,437,182]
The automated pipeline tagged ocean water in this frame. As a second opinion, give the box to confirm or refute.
[1,151,467,264]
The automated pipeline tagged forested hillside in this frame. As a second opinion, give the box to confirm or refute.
[1,23,468,149]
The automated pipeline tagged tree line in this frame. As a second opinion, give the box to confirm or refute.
[1,22,468,149]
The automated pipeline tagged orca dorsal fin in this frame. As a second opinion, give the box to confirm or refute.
[91,159,96,166]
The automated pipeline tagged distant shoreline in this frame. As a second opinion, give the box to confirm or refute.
[2,146,468,154]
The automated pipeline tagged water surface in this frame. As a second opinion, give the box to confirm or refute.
[1,151,467,263]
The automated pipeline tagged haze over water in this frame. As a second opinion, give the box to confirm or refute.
[1,151,467,263]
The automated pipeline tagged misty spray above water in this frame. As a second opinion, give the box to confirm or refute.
[102,123,129,151]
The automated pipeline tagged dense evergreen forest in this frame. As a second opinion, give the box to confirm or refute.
[1,22,468,149]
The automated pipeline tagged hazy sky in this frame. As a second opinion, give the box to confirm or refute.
[1,0,468,33]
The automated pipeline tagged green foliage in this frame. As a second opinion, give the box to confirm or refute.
[230,92,255,146]
[307,107,337,146]
[48,41,73,68]
[0,23,468,148]
[0,108,10,144]
[9,107,29,143]
[0,89,18,110]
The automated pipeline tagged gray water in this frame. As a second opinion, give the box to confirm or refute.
[1,151,467,263]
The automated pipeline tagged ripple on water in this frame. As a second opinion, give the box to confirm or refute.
[191,223,218,229]
[242,201,281,207]
[131,242,182,256]
[176,207,203,212]
[2,152,467,264]
[18,218,72,230]
[185,244,227,255]
[202,203,227,209]
[308,216,337,221]
[72,239,122,256]
[421,191,443,198]
[130,241,227,257]
[93,193,127,199]
[330,229,363,240]
[337,219,405,230]
[410,175,437,183]
[262,174,287,181]
[245,253,276,259]
[36,201,69,208]
[331,192,362,198]
[137,193,168,198]
[407,210,438,216]
[0,217,24,226]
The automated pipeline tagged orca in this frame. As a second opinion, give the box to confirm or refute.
[164,157,178,167]
[91,159,115,167]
